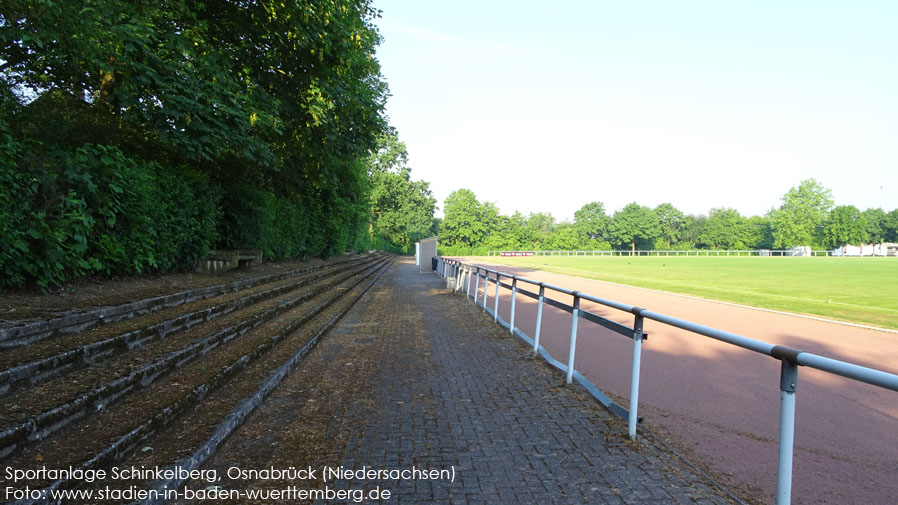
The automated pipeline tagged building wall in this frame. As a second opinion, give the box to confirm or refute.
[418,237,438,273]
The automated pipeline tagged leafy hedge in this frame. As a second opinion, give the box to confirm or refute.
[1,131,220,290]
[437,245,491,257]
[0,100,379,291]
[370,235,404,255]
[217,183,370,260]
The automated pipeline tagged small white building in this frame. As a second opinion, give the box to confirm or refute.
[787,246,813,257]
[415,236,438,273]
[835,243,898,256]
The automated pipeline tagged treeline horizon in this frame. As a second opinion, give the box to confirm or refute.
[436,179,898,255]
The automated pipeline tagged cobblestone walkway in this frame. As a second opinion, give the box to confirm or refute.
[312,258,738,505]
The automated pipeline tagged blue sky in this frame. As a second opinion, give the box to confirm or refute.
[371,1,897,220]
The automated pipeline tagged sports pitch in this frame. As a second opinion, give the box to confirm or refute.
[487,255,898,330]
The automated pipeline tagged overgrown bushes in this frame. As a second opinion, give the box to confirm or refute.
[437,245,491,257]
[217,183,370,261]
[1,133,220,290]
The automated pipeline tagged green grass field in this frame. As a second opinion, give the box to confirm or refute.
[487,256,898,330]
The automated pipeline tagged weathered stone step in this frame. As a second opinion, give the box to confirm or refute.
[0,256,370,397]
[5,257,393,504]
[0,255,360,348]
[0,255,388,460]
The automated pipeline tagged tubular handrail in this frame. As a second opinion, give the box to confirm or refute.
[434,256,898,505]
[485,248,895,257]
[457,260,898,390]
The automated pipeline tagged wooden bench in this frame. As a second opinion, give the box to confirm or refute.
[196,249,262,274]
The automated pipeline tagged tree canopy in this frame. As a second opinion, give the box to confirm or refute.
[824,205,867,248]
[1,0,395,289]
[769,179,834,248]
[699,208,746,249]
[655,203,684,248]
[439,189,496,248]
[367,132,436,253]
[610,203,660,253]
[574,202,611,243]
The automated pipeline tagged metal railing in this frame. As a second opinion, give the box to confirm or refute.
[486,249,898,257]
[435,257,898,505]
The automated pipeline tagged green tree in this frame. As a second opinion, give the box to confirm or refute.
[548,222,581,250]
[368,130,411,175]
[480,201,502,245]
[483,211,533,251]
[823,205,867,248]
[573,202,610,243]
[525,212,556,249]
[861,208,886,244]
[2,0,388,174]
[745,215,773,249]
[698,208,746,249]
[655,203,684,248]
[769,179,834,248]
[439,189,494,248]
[611,203,660,253]
[500,211,530,250]
[483,214,510,250]
[679,214,706,249]
[368,133,436,253]
[884,209,898,242]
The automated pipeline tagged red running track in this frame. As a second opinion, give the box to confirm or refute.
[460,260,898,505]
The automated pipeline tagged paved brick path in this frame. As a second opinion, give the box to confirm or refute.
[312,258,738,505]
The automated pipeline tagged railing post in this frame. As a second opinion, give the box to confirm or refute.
[466,267,473,298]
[482,272,489,311]
[628,308,646,439]
[533,284,545,356]
[566,293,580,384]
[776,357,799,505]
[493,273,500,322]
[509,278,518,334]
[474,269,481,306]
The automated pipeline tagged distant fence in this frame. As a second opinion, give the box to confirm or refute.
[489,249,896,257]
[435,256,898,505]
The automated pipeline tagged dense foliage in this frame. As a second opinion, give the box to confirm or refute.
[1,0,392,289]
[438,180,898,254]
[367,132,436,254]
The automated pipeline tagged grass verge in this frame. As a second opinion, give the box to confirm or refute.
[486,256,898,330]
